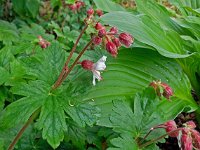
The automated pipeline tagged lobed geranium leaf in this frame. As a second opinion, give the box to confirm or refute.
[107,134,138,150]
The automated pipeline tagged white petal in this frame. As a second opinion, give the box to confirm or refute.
[92,70,102,81]
[94,56,107,71]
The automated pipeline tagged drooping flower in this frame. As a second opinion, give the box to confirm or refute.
[96,9,103,17]
[81,56,107,85]
[149,80,173,100]
[164,120,179,137]
[38,36,50,49]
[119,32,134,47]
[112,38,121,48]
[181,130,193,150]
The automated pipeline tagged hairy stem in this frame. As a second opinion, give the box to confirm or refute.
[58,38,94,86]
[8,109,40,150]
[52,24,88,89]
[139,128,182,148]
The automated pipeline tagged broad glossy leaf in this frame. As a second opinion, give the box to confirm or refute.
[82,48,197,126]
[93,0,125,12]
[101,12,193,58]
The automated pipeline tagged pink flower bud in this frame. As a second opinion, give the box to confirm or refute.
[81,60,94,70]
[106,41,118,57]
[95,22,103,30]
[164,120,179,137]
[87,8,94,16]
[68,4,77,11]
[38,36,50,49]
[93,36,102,45]
[110,27,118,34]
[191,130,200,149]
[96,9,103,17]
[185,121,196,129]
[76,2,82,9]
[98,28,106,38]
[119,32,134,47]
[160,83,173,99]
[112,38,121,48]
[181,133,193,150]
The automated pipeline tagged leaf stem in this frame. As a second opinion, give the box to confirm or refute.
[8,108,40,150]
[139,128,182,148]
[52,24,88,89]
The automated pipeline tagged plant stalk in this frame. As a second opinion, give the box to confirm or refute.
[139,128,182,148]
[8,108,40,150]
[52,24,88,89]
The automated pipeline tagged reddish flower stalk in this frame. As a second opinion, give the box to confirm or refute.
[52,24,88,89]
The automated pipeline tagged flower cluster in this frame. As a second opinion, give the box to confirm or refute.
[149,80,173,100]
[67,1,85,12]
[163,120,200,150]
[93,22,134,57]
[80,56,107,86]
[38,36,50,49]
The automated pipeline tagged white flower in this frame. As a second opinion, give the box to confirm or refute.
[92,56,107,85]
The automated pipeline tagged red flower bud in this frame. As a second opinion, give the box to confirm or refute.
[76,2,82,9]
[98,28,106,38]
[112,38,121,48]
[164,120,179,137]
[93,36,102,45]
[68,4,77,11]
[110,27,118,34]
[87,8,94,16]
[149,81,173,100]
[96,9,103,17]
[191,130,200,149]
[160,83,173,99]
[106,41,118,57]
[81,60,94,70]
[119,32,134,47]
[95,22,103,30]
[38,36,50,49]
[181,133,193,150]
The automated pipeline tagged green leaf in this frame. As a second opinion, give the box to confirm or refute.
[26,0,40,18]
[64,102,100,127]
[0,20,19,45]
[110,88,166,137]
[0,67,9,85]
[107,134,139,150]
[101,12,193,58]
[37,95,67,149]
[83,48,197,126]
[93,0,125,12]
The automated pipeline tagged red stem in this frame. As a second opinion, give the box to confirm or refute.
[52,24,88,89]
[7,109,40,150]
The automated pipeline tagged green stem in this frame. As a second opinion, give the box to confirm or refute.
[139,128,182,148]
[8,108,40,150]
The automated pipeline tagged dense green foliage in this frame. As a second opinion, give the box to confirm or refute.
[0,0,199,149]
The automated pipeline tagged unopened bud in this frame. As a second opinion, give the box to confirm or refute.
[119,32,134,47]
[110,27,118,34]
[95,22,103,30]
[81,60,94,70]
[112,38,121,48]
[106,41,118,57]
[93,36,102,45]
[164,120,179,137]
[87,8,94,16]
[98,28,106,38]
[96,9,103,17]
